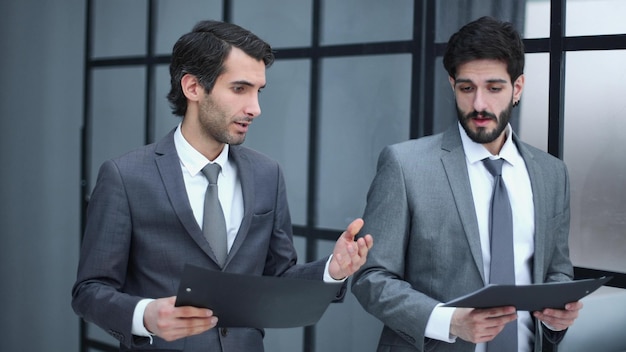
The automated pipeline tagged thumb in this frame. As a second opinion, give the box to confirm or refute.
[343,218,364,240]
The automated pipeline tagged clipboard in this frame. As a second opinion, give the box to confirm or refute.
[443,276,612,311]
[174,264,343,328]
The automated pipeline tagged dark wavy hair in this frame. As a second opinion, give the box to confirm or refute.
[167,20,275,117]
[443,16,525,82]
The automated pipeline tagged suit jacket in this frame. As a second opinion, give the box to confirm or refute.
[72,129,342,351]
[351,126,573,352]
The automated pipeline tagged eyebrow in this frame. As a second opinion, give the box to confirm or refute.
[454,78,508,85]
[231,80,266,89]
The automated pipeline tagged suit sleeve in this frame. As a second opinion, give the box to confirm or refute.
[544,162,574,284]
[71,159,142,348]
[351,146,440,350]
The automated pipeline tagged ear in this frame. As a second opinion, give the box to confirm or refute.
[181,74,204,102]
[448,75,456,92]
[513,74,525,103]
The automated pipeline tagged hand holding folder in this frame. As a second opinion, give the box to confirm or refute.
[443,276,612,311]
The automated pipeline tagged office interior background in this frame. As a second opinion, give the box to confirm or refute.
[0,0,624,351]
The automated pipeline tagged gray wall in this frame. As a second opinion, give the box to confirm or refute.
[0,1,85,351]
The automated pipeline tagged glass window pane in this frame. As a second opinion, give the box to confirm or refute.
[154,65,180,141]
[92,0,147,58]
[518,53,549,152]
[564,50,626,273]
[524,0,551,39]
[232,0,312,48]
[435,0,527,43]
[90,67,146,191]
[566,0,626,36]
[317,54,412,229]
[433,57,457,134]
[243,59,311,226]
[321,0,413,45]
[154,0,223,55]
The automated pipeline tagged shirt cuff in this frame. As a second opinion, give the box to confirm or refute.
[323,255,346,283]
[425,304,457,343]
[542,321,565,332]
[132,298,155,343]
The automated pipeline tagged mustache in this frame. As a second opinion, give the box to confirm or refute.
[466,110,497,120]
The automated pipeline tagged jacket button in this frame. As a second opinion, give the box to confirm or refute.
[221,328,228,337]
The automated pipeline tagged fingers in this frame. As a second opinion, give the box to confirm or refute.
[534,301,583,331]
[145,296,218,342]
[451,306,517,344]
[342,218,364,241]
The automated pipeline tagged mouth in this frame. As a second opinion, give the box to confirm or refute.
[467,111,496,128]
[233,120,251,133]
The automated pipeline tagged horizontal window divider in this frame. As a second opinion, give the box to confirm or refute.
[292,225,346,242]
[574,267,626,290]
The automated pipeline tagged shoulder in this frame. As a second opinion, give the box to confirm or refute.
[381,133,446,162]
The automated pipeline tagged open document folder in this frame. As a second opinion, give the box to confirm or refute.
[443,276,612,311]
[175,264,343,328]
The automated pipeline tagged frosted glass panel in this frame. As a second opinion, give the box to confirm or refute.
[89,67,146,191]
[564,50,626,273]
[566,0,626,36]
[435,0,526,43]
[321,0,412,45]
[518,53,549,152]
[243,59,311,226]
[232,0,312,48]
[317,54,412,229]
[524,0,550,39]
[154,65,180,141]
[433,57,457,134]
[92,0,147,58]
[155,0,223,55]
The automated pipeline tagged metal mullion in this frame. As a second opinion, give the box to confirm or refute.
[547,0,566,158]
[420,0,436,138]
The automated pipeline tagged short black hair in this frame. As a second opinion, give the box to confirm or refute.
[443,16,525,82]
[167,20,275,116]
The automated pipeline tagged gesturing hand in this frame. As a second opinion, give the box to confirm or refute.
[329,218,374,280]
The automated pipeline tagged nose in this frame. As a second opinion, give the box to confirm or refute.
[244,94,261,118]
[473,88,488,112]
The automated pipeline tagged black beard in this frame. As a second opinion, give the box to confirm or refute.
[457,100,513,144]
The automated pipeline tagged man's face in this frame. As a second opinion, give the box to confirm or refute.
[450,59,524,151]
[198,47,266,146]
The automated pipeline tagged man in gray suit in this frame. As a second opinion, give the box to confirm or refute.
[72,20,373,351]
[352,17,581,352]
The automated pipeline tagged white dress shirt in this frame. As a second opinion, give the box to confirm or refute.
[424,123,535,352]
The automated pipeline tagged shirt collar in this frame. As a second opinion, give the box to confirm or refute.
[458,122,520,166]
[174,123,231,177]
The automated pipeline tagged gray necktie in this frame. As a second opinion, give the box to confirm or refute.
[201,163,228,267]
[483,158,517,351]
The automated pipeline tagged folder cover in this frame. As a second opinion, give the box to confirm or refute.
[443,276,611,311]
[175,264,343,328]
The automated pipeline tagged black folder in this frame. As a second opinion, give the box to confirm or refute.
[174,264,343,328]
[443,276,612,311]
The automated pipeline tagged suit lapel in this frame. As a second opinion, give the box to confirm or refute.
[514,137,546,284]
[154,130,218,261]
[440,127,486,284]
